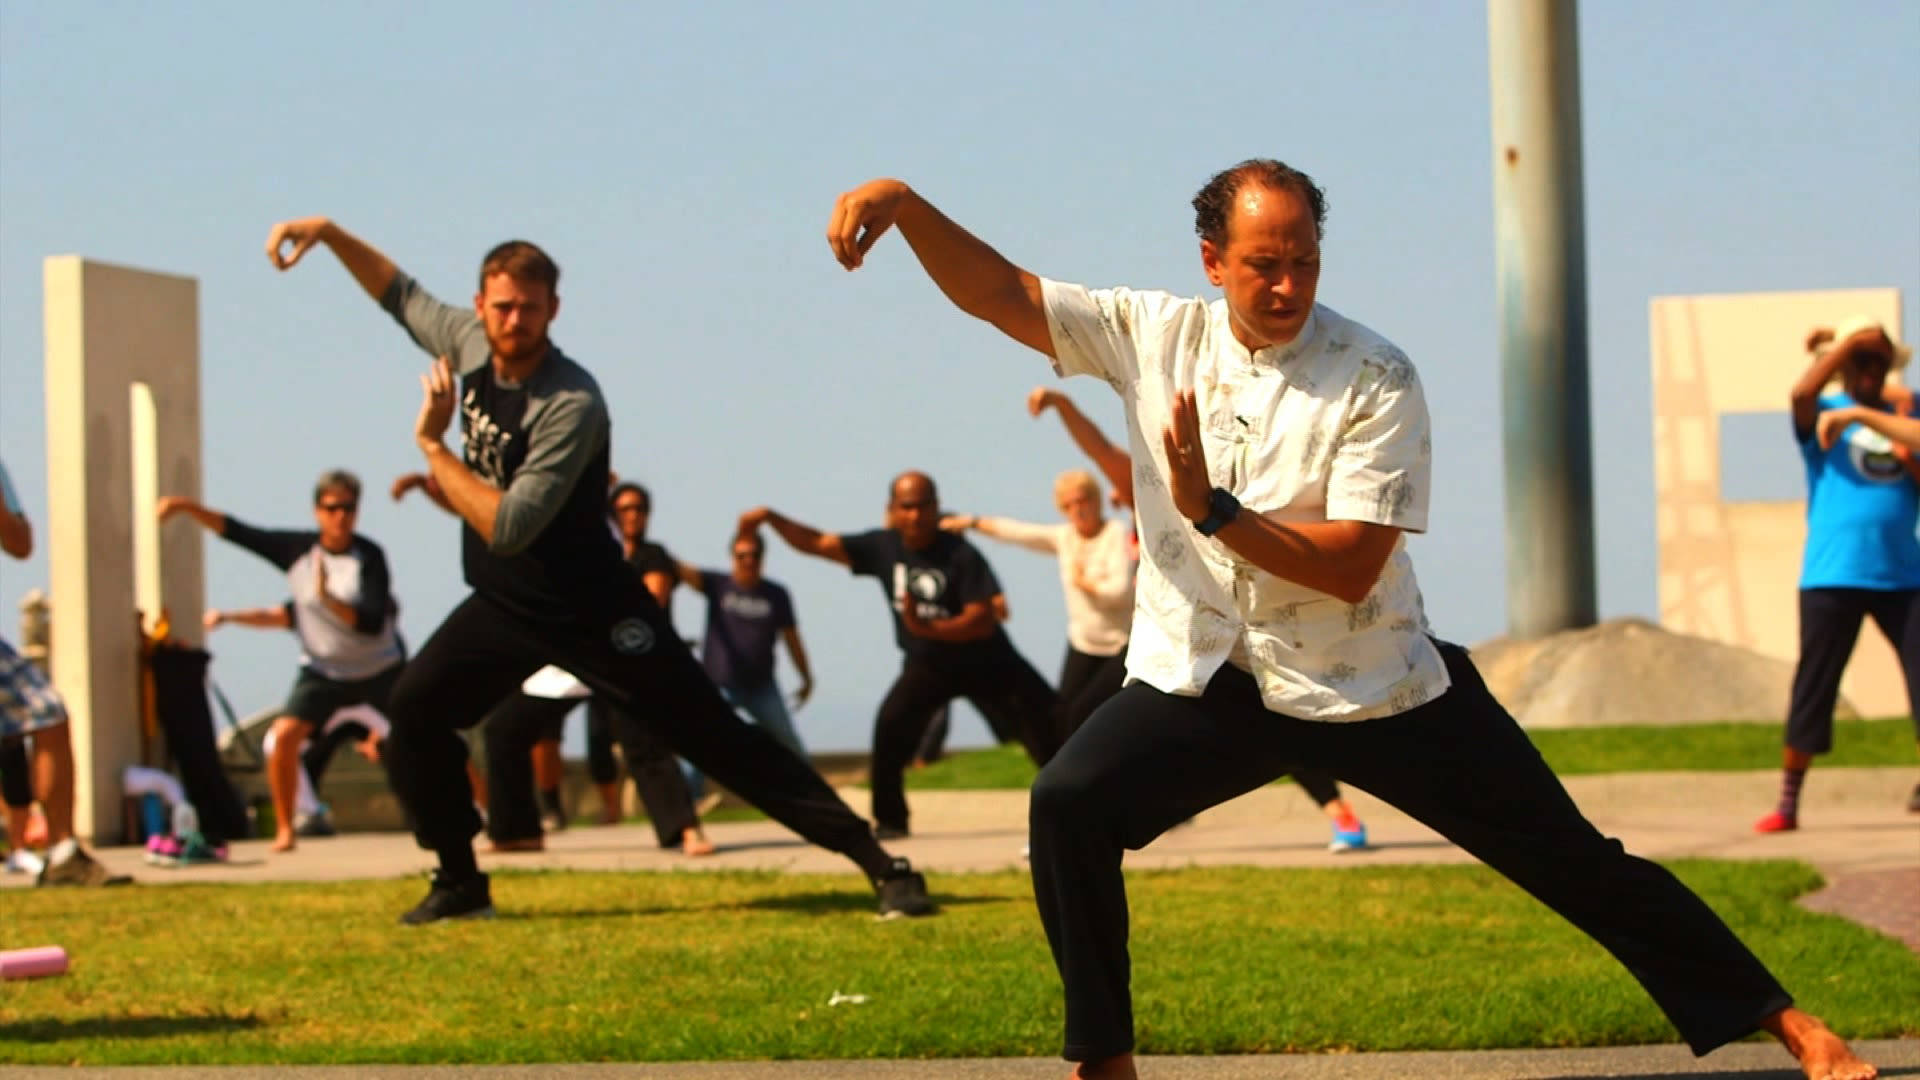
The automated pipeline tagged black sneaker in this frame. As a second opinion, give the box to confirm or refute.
[874,823,910,841]
[875,858,935,919]
[399,871,494,925]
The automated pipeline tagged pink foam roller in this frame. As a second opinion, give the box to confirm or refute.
[0,945,69,979]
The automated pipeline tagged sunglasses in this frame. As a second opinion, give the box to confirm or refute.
[317,502,358,514]
[732,551,762,561]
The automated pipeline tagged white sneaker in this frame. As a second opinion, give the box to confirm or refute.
[5,848,46,875]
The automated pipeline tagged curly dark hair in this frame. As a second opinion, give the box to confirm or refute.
[1191,159,1327,249]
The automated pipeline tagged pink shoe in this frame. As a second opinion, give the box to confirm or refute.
[1753,810,1798,833]
[144,835,183,865]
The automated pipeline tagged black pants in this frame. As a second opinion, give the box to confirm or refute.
[871,649,1060,832]
[588,698,701,847]
[300,720,373,804]
[913,704,950,765]
[1057,645,1123,741]
[1786,587,1920,754]
[483,693,699,847]
[1055,643,1340,806]
[383,583,888,877]
[1029,641,1791,1063]
[584,698,620,786]
[0,736,29,809]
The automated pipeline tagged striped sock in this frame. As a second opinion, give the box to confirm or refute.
[1776,767,1808,820]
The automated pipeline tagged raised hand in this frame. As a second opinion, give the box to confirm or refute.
[155,495,193,522]
[939,514,974,533]
[1027,386,1062,417]
[415,356,456,452]
[203,608,225,630]
[736,506,772,536]
[1161,388,1213,523]
[826,179,911,271]
[265,216,332,271]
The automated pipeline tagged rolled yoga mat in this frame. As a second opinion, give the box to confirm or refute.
[0,945,69,979]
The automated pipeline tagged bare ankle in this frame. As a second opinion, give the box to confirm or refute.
[1071,1052,1138,1080]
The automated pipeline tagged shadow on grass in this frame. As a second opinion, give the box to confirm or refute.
[8,1013,263,1042]
[497,891,1019,920]
[736,891,1017,915]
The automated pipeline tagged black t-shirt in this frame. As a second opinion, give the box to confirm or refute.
[457,355,625,617]
[628,540,676,580]
[380,272,625,620]
[841,528,1010,666]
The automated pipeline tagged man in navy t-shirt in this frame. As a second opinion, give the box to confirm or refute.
[672,532,816,800]
[1763,316,1920,831]
[743,471,1060,838]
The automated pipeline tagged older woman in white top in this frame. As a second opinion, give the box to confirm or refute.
[946,469,1136,738]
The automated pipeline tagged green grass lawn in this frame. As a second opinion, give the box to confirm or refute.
[900,717,1919,791]
[1,861,1914,1064]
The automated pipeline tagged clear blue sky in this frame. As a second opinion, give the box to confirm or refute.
[2,1,1915,754]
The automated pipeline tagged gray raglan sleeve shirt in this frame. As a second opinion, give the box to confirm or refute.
[379,272,493,375]
[489,363,610,556]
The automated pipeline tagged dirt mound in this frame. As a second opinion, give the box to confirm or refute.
[1467,616,1850,728]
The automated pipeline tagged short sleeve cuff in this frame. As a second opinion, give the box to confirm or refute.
[1041,278,1112,381]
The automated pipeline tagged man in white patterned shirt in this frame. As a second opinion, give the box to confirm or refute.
[823,161,1876,1080]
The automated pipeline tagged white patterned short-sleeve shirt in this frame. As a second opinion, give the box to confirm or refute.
[1042,279,1450,721]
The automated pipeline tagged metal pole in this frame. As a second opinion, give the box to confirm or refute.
[1489,0,1597,637]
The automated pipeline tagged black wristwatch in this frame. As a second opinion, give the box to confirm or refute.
[1194,487,1241,537]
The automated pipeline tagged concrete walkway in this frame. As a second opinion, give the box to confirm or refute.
[13,768,1915,950]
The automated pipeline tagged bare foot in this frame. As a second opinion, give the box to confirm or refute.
[1764,1007,1877,1080]
[682,828,715,857]
[1071,1053,1138,1080]
[486,837,544,853]
[270,831,296,853]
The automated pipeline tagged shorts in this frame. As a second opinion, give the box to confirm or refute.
[284,664,403,732]
[0,638,67,738]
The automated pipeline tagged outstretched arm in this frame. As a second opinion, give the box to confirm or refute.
[1030,387,1134,506]
[942,513,1057,555]
[391,473,457,515]
[265,217,485,367]
[205,605,294,631]
[265,217,397,305]
[155,496,227,535]
[158,496,313,571]
[740,507,849,567]
[826,179,1053,357]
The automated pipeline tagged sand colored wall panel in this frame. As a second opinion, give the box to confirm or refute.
[43,257,205,843]
[1652,288,1907,719]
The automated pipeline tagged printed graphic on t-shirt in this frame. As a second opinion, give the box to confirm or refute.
[461,387,519,486]
[720,591,774,620]
[894,565,952,620]
[1846,425,1905,482]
